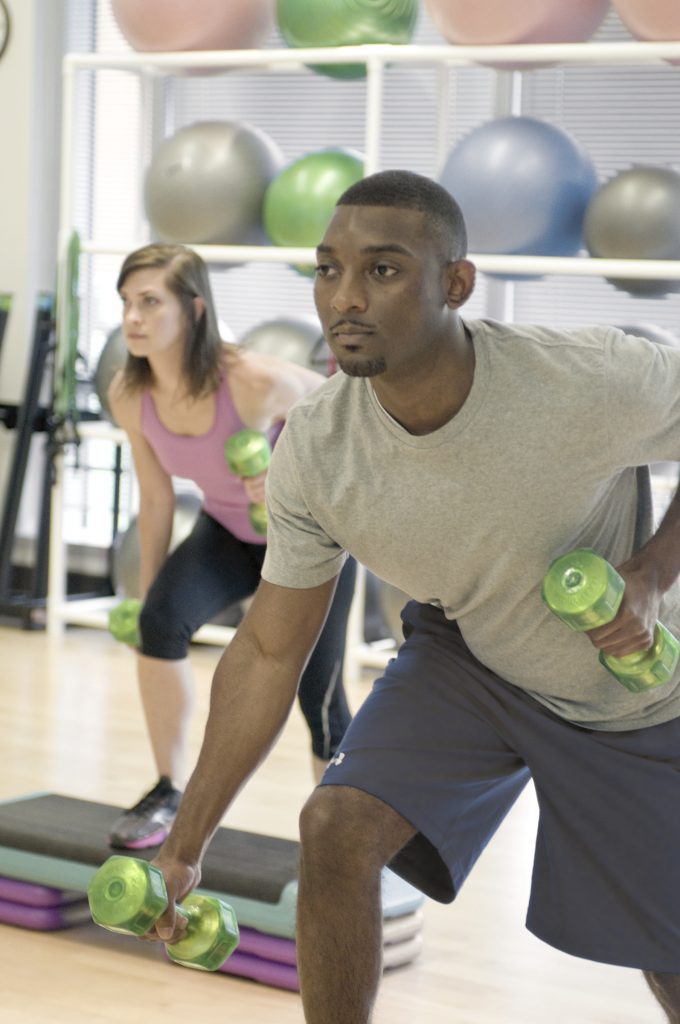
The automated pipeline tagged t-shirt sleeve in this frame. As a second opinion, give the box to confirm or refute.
[261,420,347,589]
[605,327,680,466]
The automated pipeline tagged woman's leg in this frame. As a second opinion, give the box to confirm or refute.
[297,557,357,773]
[644,973,680,1022]
[137,513,265,779]
[136,653,195,784]
[110,513,264,847]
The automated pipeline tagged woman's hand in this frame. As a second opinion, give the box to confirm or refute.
[243,470,267,504]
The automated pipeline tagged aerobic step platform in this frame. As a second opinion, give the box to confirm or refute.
[0,873,423,990]
[0,793,425,939]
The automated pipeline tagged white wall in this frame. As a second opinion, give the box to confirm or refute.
[0,0,66,532]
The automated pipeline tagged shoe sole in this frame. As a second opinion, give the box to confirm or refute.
[108,827,170,850]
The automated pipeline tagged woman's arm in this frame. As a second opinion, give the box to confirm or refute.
[227,348,326,432]
[108,372,176,596]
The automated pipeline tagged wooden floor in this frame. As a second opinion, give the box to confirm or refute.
[0,624,666,1023]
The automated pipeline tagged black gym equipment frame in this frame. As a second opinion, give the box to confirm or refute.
[0,293,109,627]
[0,293,57,625]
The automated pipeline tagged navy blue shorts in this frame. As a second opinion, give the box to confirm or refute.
[321,600,680,971]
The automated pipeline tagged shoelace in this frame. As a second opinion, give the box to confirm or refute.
[130,781,174,814]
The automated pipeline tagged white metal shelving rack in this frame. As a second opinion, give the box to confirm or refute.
[48,38,680,682]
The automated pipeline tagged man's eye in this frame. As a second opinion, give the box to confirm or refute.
[374,264,396,277]
[315,264,334,278]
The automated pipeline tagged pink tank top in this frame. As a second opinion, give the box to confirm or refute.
[140,374,283,545]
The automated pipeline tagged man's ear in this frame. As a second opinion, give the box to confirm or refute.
[444,259,476,309]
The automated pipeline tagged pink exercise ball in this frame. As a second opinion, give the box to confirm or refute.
[111,0,276,52]
[423,0,609,46]
[613,0,680,41]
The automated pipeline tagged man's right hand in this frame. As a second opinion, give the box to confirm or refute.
[147,853,201,943]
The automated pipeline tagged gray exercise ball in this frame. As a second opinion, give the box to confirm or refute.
[112,491,203,599]
[239,316,332,375]
[144,120,284,245]
[616,322,680,349]
[376,579,411,646]
[94,326,128,424]
[584,166,680,297]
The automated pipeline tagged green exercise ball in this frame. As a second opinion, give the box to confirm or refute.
[276,0,419,79]
[263,148,364,275]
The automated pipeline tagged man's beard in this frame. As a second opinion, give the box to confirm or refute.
[337,356,387,378]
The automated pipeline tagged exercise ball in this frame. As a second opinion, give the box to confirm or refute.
[612,0,680,42]
[440,117,597,261]
[112,491,202,599]
[376,579,410,646]
[239,316,327,371]
[276,0,419,79]
[94,326,128,424]
[144,121,284,245]
[616,323,680,349]
[424,0,608,45]
[584,166,680,297]
[111,0,275,53]
[264,148,364,249]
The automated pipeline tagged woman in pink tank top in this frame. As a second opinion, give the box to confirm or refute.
[106,243,357,850]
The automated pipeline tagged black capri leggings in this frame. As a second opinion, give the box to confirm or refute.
[138,511,356,760]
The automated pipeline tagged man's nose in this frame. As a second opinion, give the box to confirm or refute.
[330,275,368,313]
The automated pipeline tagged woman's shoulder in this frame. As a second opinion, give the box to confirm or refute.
[107,369,143,433]
[224,344,317,390]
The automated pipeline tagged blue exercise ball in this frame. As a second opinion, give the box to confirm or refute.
[439,116,598,260]
[584,166,680,297]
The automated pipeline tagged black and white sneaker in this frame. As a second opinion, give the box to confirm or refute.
[108,776,181,850]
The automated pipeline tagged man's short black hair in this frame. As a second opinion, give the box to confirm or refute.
[336,169,468,260]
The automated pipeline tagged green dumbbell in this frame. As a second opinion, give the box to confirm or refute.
[542,547,680,693]
[108,598,142,647]
[224,428,271,535]
[87,855,239,972]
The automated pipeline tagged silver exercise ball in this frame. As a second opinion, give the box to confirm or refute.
[584,166,680,297]
[376,579,411,646]
[144,120,284,246]
[94,326,128,424]
[112,491,203,599]
[616,323,680,349]
[239,316,332,375]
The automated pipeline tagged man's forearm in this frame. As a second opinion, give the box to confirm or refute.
[159,628,302,865]
[628,479,680,593]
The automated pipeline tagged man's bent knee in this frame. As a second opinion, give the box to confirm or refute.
[299,785,416,870]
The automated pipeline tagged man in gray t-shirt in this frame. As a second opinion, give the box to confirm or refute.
[143,171,680,1022]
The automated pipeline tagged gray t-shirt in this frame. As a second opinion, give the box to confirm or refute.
[262,318,680,731]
